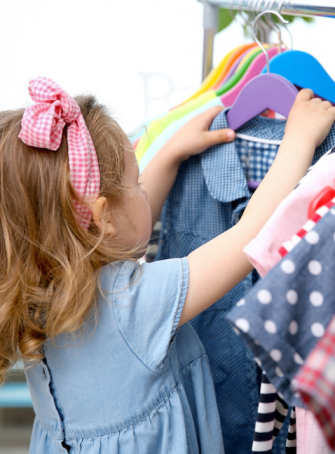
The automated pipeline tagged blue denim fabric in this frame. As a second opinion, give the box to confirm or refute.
[226,208,335,409]
[25,259,224,454]
[155,108,335,454]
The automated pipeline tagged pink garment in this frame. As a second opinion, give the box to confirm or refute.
[293,314,335,452]
[19,77,100,228]
[296,408,333,454]
[244,149,335,454]
[244,149,335,276]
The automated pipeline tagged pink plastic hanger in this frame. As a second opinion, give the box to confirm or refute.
[221,46,283,107]
[218,52,246,86]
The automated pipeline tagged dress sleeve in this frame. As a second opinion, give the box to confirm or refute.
[111,257,189,372]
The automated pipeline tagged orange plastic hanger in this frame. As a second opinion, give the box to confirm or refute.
[211,42,258,90]
[177,43,255,107]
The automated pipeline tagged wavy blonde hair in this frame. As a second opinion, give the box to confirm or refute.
[0,96,140,384]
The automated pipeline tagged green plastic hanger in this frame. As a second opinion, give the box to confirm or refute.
[216,48,264,96]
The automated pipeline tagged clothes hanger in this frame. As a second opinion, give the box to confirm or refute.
[179,0,262,106]
[215,0,277,97]
[177,44,253,107]
[259,1,335,104]
[216,47,267,96]
[176,44,260,108]
[218,45,263,87]
[308,186,335,220]
[220,0,288,106]
[226,9,298,131]
[225,5,296,190]
[219,51,247,86]
[211,2,260,90]
[215,46,265,90]
[187,1,265,100]
[262,50,335,104]
[211,43,259,90]
[220,46,283,106]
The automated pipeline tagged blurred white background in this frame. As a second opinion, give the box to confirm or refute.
[0,1,334,132]
[0,2,334,453]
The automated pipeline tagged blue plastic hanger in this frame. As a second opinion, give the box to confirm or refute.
[261,50,335,104]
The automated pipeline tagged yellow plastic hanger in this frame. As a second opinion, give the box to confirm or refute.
[180,43,252,105]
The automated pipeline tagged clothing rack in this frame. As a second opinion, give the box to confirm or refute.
[199,0,335,80]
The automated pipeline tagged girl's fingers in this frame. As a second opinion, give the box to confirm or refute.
[319,100,333,109]
[296,88,314,102]
[205,128,236,147]
[199,106,225,128]
[310,97,322,105]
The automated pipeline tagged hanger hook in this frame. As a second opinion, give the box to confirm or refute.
[252,9,289,72]
[247,1,257,36]
[255,0,271,43]
[264,1,277,43]
[261,0,293,51]
[237,0,253,31]
[264,0,282,45]
[228,0,246,27]
[251,0,266,42]
[277,0,294,50]
[256,0,272,43]
[278,0,286,12]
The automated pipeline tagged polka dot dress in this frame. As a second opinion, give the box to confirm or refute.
[226,208,335,408]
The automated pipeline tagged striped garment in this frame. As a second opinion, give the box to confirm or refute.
[252,194,335,454]
[252,372,296,454]
[278,196,335,452]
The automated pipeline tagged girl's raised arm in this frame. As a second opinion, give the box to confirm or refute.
[141,90,335,325]
[181,90,335,325]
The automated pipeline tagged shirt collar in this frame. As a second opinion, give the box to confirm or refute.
[200,108,286,203]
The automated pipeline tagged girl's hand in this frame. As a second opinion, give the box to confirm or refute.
[285,89,335,148]
[141,105,235,227]
[180,89,335,327]
[163,105,236,163]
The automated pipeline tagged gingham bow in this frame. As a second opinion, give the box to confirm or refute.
[19,77,100,228]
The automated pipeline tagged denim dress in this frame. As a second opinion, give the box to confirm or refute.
[25,258,224,454]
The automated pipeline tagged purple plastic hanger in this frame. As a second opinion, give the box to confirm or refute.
[228,72,297,189]
[227,9,299,131]
[227,73,298,130]
[221,47,282,108]
[248,181,261,190]
[226,9,300,189]
[219,49,249,86]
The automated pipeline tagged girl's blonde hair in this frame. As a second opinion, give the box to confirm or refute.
[0,95,137,384]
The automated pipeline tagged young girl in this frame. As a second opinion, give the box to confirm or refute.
[1,77,335,454]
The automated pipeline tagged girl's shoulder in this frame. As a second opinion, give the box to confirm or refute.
[100,257,188,297]
[99,258,189,372]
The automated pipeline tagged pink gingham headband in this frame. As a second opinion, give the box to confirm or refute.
[18,77,100,228]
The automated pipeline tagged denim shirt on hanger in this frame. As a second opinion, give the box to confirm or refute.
[156,108,335,454]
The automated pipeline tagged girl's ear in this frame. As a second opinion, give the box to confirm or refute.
[92,196,116,235]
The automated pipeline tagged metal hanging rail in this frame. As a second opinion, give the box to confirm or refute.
[199,0,335,79]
